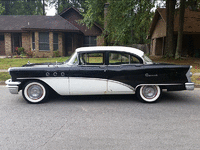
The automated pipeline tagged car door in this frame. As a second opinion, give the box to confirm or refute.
[106,51,144,94]
[69,51,107,95]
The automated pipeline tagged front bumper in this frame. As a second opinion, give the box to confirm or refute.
[185,82,194,90]
[5,79,21,94]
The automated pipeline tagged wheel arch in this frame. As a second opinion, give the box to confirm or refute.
[19,79,57,94]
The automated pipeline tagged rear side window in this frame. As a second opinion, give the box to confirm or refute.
[79,52,105,65]
[109,52,141,65]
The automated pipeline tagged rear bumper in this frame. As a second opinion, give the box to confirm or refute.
[185,82,194,90]
[5,79,21,94]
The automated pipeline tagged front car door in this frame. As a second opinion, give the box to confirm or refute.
[69,51,107,95]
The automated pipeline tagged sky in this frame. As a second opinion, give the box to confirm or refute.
[46,5,56,16]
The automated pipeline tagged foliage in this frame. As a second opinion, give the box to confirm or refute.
[53,50,60,57]
[48,0,86,14]
[0,0,46,15]
[80,0,106,28]
[81,0,155,45]
[106,0,155,45]
[26,50,33,58]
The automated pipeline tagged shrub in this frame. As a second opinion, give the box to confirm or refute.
[53,50,60,57]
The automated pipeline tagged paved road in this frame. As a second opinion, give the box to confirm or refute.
[0,86,200,150]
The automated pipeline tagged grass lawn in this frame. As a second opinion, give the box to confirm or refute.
[0,72,10,81]
[0,57,69,70]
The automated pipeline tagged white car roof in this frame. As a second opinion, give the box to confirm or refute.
[75,46,144,57]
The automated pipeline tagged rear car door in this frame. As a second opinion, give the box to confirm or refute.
[106,51,144,93]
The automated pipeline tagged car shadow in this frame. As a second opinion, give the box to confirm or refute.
[48,93,140,104]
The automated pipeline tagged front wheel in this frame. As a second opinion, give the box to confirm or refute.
[22,81,49,104]
[136,85,161,103]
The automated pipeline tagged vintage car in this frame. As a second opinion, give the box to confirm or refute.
[5,46,194,103]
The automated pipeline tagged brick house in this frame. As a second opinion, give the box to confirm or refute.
[0,7,104,57]
[148,8,200,57]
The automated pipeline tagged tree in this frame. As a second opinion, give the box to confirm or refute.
[81,0,155,45]
[0,0,46,15]
[165,0,176,57]
[48,0,86,14]
[175,0,185,59]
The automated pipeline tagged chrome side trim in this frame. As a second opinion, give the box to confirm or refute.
[135,83,182,91]
[5,79,21,94]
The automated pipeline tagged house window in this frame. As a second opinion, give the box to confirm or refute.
[84,36,97,47]
[39,32,49,51]
[32,32,35,50]
[0,35,4,41]
[53,33,58,51]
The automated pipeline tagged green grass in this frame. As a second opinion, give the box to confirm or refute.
[0,57,69,70]
[0,72,11,81]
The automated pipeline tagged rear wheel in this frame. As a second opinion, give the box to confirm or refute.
[136,85,161,103]
[22,81,49,104]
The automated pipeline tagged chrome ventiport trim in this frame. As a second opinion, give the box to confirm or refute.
[5,79,21,94]
[185,82,194,90]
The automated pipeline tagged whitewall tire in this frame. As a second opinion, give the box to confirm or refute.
[137,85,161,103]
[22,81,49,104]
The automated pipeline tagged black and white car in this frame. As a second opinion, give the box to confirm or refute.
[6,46,194,103]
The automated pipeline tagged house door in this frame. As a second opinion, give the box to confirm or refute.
[65,33,73,56]
[12,33,22,54]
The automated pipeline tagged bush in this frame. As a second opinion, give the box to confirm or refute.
[53,50,60,57]
[18,47,25,55]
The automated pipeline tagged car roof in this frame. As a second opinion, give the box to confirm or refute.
[75,46,144,57]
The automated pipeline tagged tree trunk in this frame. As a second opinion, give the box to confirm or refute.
[175,0,185,59]
[165,0,176,57]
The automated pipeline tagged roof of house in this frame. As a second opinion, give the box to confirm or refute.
[60,7,104,31]
[0,15,79,32]
[149,8,200,38]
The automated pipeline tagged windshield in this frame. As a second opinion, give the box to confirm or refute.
[143,55,153,64]
[65,52,78,65]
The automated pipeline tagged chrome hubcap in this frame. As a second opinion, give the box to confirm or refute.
[142,86,157,99]
[27,84,43,100]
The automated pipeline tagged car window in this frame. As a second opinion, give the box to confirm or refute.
[109,52,141,65]
[79,52,104,65]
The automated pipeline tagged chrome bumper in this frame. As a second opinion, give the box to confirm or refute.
[5,79,21,94]
[185,82,194,90]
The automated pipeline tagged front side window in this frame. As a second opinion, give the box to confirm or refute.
[39,32,49,51]
[84,36,97,47]
[109,52,141,65]
[79,52,104,65]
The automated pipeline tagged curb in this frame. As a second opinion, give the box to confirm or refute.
[0,81,5,85]
[0,70,8,72]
